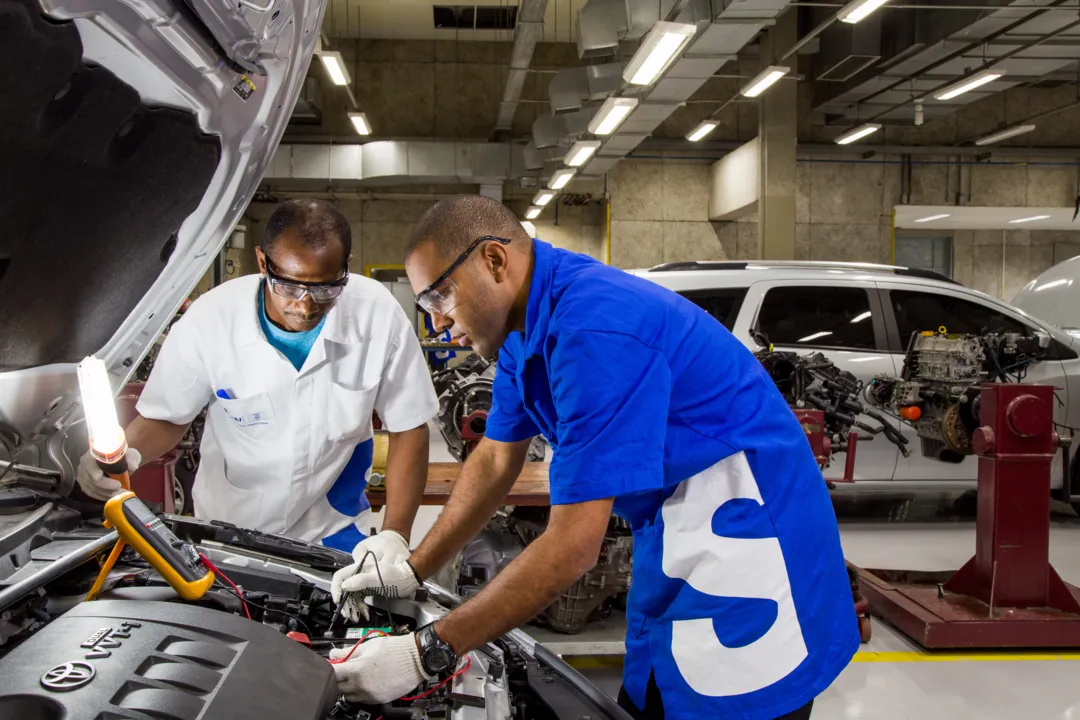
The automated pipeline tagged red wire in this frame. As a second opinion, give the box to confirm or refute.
[327,629,389,664]
[400,655,473,701]
[199,552,251,620]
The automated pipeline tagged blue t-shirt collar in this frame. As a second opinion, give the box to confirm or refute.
[522,239,557,359]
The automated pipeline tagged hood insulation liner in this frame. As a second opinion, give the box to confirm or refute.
[0,0,221,371]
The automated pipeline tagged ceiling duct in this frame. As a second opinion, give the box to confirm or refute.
[495,0,548,131]
[547,62,626,114]
[265,141,527,186]
[813,2,1080,125]
[577,0,628,58]
[577,0,795,177]
[625,0,680,40]
[532,108,596,148]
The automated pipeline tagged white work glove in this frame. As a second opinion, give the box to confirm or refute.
[330,633,434,704]
[331,530,421,621]
[76,448,142,501]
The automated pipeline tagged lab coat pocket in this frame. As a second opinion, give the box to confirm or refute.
[217,392,280,442]
[327,383,378,443]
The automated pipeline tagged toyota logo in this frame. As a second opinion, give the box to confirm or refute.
[40,662,96,692]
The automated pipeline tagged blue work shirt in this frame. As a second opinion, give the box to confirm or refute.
[257,287,327,371]
[485,240,857,720]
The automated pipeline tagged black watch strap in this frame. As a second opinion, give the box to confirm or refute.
[416,623,457,678]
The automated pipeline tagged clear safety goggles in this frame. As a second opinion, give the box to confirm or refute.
[265,258,349,303]
[414,235,511,316]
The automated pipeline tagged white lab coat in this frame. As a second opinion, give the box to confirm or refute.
[136,273,437,549]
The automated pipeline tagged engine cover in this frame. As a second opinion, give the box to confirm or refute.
[0,600,336,720]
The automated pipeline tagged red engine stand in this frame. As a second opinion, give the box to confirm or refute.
[794,409,871,642]
[852,383,1080,648]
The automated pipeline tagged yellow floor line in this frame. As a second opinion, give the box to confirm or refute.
[852,650,1080,663]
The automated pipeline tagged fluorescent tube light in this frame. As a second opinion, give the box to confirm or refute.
[588,97,638,135]
[934,69,1004,101]
[915,213,951,223]
[1009,215,1050,224]
[348,112,371,135]
[319,51,350,86]
[623,22,697,86]
[521,220,537,237]
[565,140,601,168]
[77,356,125,460]
[533,191,555,207]
[799,331,833,343]
[975,124,1036,146]
[741,66,790,98]
[835,123,882,145]
[838,0,892,24]
[525,206,542,220]
[548,169,576,190]
[686,120,719,142]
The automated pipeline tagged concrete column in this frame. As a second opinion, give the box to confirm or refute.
[757,10,798,260]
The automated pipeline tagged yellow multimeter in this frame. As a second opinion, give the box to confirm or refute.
[98,491,215,601]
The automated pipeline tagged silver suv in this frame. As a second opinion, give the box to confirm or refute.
[633,261,1080,492]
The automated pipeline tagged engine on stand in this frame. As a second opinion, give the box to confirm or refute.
[866,330,1049,461]
[754,349,910,480]
[431,355,546,462]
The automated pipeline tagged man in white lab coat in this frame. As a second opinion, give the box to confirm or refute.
[76,199,437,565]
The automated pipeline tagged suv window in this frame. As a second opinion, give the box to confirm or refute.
[890,290,1027,341]
[757,286,876,350]
[679,288,747,331]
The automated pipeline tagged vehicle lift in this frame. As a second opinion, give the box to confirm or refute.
[848,383,1080,648]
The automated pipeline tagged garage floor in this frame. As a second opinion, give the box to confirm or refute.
[570,494,1080,720]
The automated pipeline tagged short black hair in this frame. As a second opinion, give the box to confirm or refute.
[406,194,530,262]
[260,199,351,261]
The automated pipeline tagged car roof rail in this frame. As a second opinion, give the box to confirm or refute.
[646,260,960,285]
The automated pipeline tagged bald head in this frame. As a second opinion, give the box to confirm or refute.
[406,194,531,263]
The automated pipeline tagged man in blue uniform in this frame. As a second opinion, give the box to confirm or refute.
[329,195,858,719]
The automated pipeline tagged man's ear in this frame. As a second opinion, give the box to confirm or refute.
[482,242,511,283]
[255,247,267,275]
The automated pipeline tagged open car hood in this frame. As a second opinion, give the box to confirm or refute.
[0,0,322,450]
[1012,254,1080,340]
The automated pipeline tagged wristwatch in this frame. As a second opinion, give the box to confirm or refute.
[416,623,457,678]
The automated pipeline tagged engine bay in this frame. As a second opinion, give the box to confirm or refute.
[0,497,630,720]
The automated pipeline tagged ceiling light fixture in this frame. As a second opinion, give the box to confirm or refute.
[533,191,555,207]
[835,123,882,145]
[318,51,351,86]
[838,0,893,24]
[934,69,1005,101]
[975,123,1037,146]
[740,66,790,98]
[686,120,719,142]
[565,140,601,168]
[1009,215,1051,224]
[548,169,576,190]
[348,112,371,135]
[588,97,639,135]
[914,213,951,223]
[623,22,697,86]
[525,206,543,220]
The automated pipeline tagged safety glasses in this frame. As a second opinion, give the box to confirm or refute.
[264,257,349,303]
[415,235,512,315]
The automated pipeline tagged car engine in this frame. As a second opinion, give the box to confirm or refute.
[455,509,633,635]
[865,330,1049,460]
[754,349,910,461]
[431,355,546,463]
[0,494,631,720]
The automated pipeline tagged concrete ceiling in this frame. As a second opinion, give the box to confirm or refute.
[895,205,1080,230]
[322,0,586,42]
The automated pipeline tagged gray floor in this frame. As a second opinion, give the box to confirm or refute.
[573,494,1080,719]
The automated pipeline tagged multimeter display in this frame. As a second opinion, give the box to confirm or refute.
[120,498,206,583]
[103,492,215,600]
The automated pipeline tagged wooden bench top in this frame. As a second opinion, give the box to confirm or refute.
[366,462,551,507]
